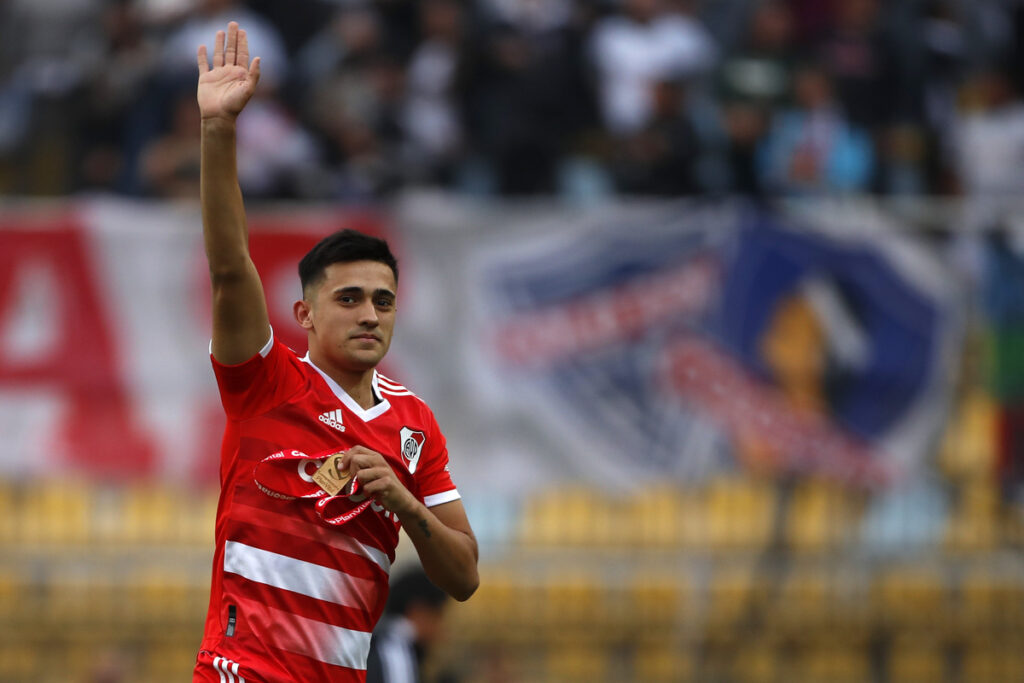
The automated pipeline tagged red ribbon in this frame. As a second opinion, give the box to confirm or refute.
[253,446,420,527]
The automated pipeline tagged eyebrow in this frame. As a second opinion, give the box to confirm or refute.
[333,286,396,299]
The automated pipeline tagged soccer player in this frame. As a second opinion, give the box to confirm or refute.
[193,22,479,683]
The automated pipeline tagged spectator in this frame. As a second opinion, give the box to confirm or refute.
[298,5,405,199]
[138,89,202,198]
[589,0,717,136]
[814,0,899,130]
[75,0,161,192]
[609,75,702,195]
[757,62,874,194]
[366,566,452,683]
[159,0,288,87]
[460,8,596,195]
[400,0,468,185]
[952,66,1024,200]
[716,0,801,195]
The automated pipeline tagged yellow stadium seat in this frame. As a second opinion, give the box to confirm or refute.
[938,389,997,482]
[0,644,37,679]
[629,485,692,548]
[731,643,777,682]
[0,482,15,544]
[872,567,951,633]
[963,645,1024,683]
[545,644,609,682]
[960,570,1024,632]
[943,480,1000,552]
[702,476,777,552]
[887,641,946,682]
[519,487,626,547]
[542,573,612,637]
[706,566,767,637]
[19,480,92,545]
[633,643,694,682]
[145,642,199,681]
[785,479,863,553]
[628,572,690,635]
[790,645,871,683]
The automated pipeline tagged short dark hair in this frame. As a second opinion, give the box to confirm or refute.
[298,229,399,295]
[385,567,447,616]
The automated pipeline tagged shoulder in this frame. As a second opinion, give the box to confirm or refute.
[377,373,431,412]
[377,372,442,427]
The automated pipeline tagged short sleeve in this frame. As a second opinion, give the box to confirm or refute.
[415,410,460,507]
[211,333,305,420]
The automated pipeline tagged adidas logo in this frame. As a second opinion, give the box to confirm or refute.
[318,409,346,432]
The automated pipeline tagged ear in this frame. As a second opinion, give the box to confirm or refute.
[294,299,314,330]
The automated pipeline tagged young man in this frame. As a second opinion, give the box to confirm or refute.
[193,22,478,683]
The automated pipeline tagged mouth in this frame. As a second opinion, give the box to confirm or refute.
[351,334,381,343]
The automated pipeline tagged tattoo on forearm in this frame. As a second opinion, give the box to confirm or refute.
[418,519,431,538]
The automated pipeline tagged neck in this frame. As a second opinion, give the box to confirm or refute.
[309,350,379,410]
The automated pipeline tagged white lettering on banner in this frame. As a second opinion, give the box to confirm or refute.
[494,257,718,366]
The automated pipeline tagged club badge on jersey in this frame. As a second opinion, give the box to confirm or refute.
[400,427,426,473]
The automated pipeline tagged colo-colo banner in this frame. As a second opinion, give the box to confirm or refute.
[446,200,963,490]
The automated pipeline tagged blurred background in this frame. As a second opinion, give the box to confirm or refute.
[2,0,1024,681]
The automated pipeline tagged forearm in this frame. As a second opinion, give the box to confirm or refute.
[397,502,479,601]
[200,116,270,362]
[200,117,251,276]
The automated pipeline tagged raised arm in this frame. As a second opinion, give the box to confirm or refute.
[197,22,270,364]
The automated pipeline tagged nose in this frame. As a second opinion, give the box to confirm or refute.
[357,300,379,326]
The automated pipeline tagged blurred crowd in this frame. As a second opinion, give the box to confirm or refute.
[2,0,1024,201]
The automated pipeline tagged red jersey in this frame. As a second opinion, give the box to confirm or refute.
[195,333,459,683]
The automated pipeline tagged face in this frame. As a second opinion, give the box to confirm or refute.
[295,260,397,374]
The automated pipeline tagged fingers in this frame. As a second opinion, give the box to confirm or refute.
[225,21,238,66]
[197,45,209,73]
[203,23,258,74]
[250,56,261,86]
[212,29,225,67]
[341,448,377,475]
[237,27,249,66]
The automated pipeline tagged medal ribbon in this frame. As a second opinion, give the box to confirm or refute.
[253,446,421,526]
[253,447,368,526]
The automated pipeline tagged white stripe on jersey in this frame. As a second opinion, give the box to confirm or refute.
[378,388,414,397]
[224,541,375,607]
[249,600,372,670]
[376,374,415,395]
[213,656,246,683]
[234,503,392,574]
[424,490,461,507]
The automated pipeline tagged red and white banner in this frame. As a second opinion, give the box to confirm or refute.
[0,200,386,484]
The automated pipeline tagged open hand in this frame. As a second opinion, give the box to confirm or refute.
[196,21,261,121]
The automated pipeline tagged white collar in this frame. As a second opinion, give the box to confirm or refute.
[301,353,391,422]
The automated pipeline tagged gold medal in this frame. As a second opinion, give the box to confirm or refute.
[312,452,352,496]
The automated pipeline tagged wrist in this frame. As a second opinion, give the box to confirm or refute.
[394,495,425,521]
[201,116,238,134]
